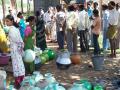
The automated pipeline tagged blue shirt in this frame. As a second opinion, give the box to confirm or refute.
[87,7,93,17]
[102,10,109,29]
[19,19,26,39]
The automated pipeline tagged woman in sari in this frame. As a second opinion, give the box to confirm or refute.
[24,16,36,50]
[35,11,47,51]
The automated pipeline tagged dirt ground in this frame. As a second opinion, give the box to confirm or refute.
[2,42,120,89]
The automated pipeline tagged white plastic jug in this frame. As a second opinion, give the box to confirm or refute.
[33,71,44,82]
[45,73,56,84]
[0,70,7,90]
[0,70,7,79]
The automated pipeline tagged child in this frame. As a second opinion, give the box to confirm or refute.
[17,12,26,40]
[5,15,25,89]
[91,9,101,55]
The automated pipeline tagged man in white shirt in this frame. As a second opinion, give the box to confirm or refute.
[78,4,90,52]
[117,4,120,28]
[39,8,44,16]
[43,7,53,23]
[56,5,66,50]
[66,4,79,52]
[102,4,110,51]
[43,7,53,40]
[108,9,119,26]
[107,1,119,58]
[116,3,120,49]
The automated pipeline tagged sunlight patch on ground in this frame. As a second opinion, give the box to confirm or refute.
[69,75,80,80]
[60,82,72,87]
[48,45,59,48]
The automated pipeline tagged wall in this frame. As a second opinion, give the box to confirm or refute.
[34,0,60,12]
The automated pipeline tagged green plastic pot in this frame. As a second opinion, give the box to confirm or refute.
[24,61,35,74]
[42,53,49,61]
[94,84,104,90]
[47,50,56,60]
[39,55,47,64]
[44,48,51,53]
[80,80,92,90]
[43,48,56,60]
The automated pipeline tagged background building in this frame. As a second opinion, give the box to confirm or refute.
[34,0,60,12]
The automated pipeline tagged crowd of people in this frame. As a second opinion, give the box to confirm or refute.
[0,0,120,89]
[39,1,120,56]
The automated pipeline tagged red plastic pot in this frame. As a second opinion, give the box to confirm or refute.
[70,53,81,65]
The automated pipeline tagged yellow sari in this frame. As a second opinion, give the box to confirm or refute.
[0,23,9,53]
[107,25,118,39]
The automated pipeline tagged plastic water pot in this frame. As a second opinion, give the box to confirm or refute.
[91,55,104,71]
[69,82,87,90]
[24,61,35,74]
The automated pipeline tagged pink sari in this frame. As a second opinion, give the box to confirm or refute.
[25,25,32,37]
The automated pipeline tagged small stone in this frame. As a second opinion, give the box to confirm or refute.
[106,87,114,90]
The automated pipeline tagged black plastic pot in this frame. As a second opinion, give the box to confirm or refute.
[56,62,71,70]
[35,63,42,71]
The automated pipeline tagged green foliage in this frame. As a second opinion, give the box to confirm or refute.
[0,0,34,18]
[64,0,71,4]
[0,0,2,5]
[5,0,10,4]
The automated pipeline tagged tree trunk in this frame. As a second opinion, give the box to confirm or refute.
[1,0,5,24]
[21,0,24,13]
[10,0,17,11]
[27,0,30,16]
[64,0,71,4]
[14,0,18,12]
[11,0,15,10]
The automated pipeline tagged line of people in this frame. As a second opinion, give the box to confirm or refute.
[42,1,120,57]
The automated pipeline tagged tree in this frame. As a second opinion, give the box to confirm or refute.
[27,0,30,16]
[14,0,17,12]
[1,0,5,24]
[10,0,17,11]
[21,0,23,13]
[11,0,15,9]
[64,0,71,4]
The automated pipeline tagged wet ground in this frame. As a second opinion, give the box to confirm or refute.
[1,42,120,89]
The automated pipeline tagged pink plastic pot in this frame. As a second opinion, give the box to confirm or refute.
[0,53,10,65]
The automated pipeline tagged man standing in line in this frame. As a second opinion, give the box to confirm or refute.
[102,4,109,52]
[56,5,66,50]
[78,4,90,52]
[66,4,78,53]
[107,1,119,58]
